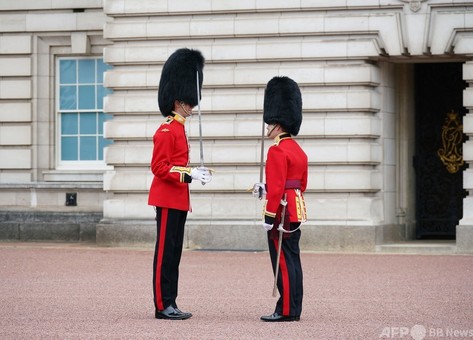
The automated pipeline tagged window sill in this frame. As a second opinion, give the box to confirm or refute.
[43,170,109,182]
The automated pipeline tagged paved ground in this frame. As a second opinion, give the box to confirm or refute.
[0,242,472,340]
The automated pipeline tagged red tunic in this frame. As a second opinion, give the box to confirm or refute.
[148,113,193,211]
[264,133,308,225]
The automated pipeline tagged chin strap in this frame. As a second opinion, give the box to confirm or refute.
[178,101,192,117]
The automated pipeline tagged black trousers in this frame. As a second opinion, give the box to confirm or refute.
[152,207,187,312]
[267,224,303,317]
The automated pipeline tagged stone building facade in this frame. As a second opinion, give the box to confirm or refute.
[1,0,473,253]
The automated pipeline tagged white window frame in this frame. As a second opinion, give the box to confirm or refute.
[55,56,112,171]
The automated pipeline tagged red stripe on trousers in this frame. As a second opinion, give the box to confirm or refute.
[155,208,168,311]
[273,238,290,316]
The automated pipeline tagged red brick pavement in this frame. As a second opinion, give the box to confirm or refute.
[0,242,472,339]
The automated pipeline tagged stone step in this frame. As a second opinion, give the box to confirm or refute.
[376,241,456,255]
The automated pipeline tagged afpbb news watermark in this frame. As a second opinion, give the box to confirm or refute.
[379,325,473,339]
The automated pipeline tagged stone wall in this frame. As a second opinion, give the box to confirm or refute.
[100,0,405,251]
[1,0,473,252]
[0,1,109,238]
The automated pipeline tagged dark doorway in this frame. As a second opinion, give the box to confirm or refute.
[414,62,467,239]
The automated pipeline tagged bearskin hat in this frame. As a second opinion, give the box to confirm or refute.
[158,48,205,117]
[263,76,302,136]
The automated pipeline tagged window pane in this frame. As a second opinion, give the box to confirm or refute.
[98,113,112,134]
[98,136,113,160]
[78,59,95,83]
[97,85,104,109]
[60,86,77,110]
[61,136,78,160]
[96,85,113,110]
[61,113,78,134]
[60,60,76,84]
[78,85,95,110]
[97,59,112,83]
[80,112,97,134]
[80,136,97,160]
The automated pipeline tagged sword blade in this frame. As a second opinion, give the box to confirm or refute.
[272,193,287,297]
[258,119,265,199]
[272,230,283,297]
[196,71,204,168]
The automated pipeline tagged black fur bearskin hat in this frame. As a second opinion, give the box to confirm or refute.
[158,48,205,117]
[263,76,302,136]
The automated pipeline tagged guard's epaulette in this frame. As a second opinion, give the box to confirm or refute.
[163,116,174,124]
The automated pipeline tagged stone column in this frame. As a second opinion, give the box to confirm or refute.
[458,61,473,254]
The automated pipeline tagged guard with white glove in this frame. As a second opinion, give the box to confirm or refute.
[262,222,273,231]
[191,167,212,184]
[252,182,267,200]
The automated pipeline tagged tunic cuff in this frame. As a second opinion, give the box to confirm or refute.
[170,166,193,183]
[264,214,275,226]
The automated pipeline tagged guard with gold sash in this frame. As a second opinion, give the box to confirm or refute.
[148,48,212,320]
[253,76,308,322]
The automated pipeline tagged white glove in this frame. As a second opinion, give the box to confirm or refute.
[263,223,273,231]
[191,167,212,184]
[252,182,266,199]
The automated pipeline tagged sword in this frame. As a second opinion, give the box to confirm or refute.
[273,193,287,297]
[196,70,205,185]
[258,119,265,199]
